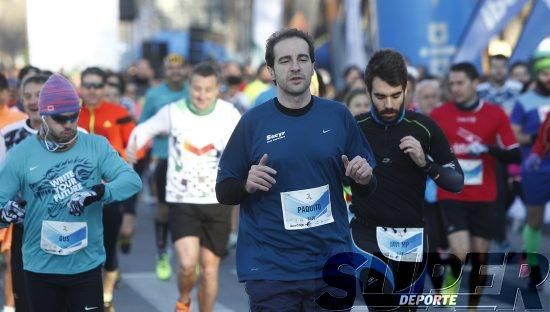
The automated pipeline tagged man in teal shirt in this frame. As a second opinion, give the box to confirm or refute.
[0,74,142,312]
[139,54,187,280]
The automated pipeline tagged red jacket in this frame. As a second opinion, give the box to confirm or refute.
[532,112,550,158]
[78,100,135,159]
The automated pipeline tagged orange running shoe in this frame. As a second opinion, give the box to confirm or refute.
[175,300,191,312]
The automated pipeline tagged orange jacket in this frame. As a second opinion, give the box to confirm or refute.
[78,100,135,159]
[0,105,26,129]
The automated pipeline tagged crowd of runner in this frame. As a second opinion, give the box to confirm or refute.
[0,28,549,312]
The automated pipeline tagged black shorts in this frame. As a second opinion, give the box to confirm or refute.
[24,266,103,312]
[424,201,448,251]
[168,203,231,257]
[154,158,168,204]
[103,202,123,271]
[439,200,498,240]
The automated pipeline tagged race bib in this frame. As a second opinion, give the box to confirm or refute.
[280,185,334,230]
[376,227,424,262]
[458,159,483,185]
[40,221,87,256]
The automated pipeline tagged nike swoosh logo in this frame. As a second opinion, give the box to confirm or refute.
[30,166,38,171]
[322,129,332,134]
[84,307,98,311]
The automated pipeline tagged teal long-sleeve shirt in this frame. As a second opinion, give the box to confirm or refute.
[0,133,142,274]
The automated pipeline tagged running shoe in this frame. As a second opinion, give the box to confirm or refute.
[156,252,172,281]
[519,254,544,291]
[441,269,460,298]
[118,236,132,254]
[114,271,122,289]
[175,300,191,312]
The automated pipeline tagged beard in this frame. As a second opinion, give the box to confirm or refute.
[50,129,77,144]
[371,97,406,124]
[536,78,550,96]
[378,107,401,121]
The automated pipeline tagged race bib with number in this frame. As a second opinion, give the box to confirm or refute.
[40,221,88,256]
[280,185,334,230]
[458,159,483,185]
[376,227,423,262]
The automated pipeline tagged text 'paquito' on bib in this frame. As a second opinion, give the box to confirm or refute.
[280,185,334,230]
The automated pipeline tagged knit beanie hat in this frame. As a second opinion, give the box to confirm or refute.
[39,74,81,115]
[534,56,550,75]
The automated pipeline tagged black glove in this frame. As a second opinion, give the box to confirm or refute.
[67,184,105,216]
[1,200,26,224]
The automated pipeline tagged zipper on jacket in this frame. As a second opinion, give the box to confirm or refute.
[89,109,95,134]
[382,126,391,164]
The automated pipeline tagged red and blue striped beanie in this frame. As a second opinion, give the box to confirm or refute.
[39,74,81,115]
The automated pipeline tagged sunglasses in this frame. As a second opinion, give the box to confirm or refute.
[106,82,121,88]
[82,82,104,90]
[50,113,79,124]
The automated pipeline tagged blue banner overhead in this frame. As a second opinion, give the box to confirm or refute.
[376,0,476,76]
[453,0,529,63]
[511,0,550,63]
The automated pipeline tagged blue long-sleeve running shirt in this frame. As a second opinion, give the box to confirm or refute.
[217,96,376,281]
